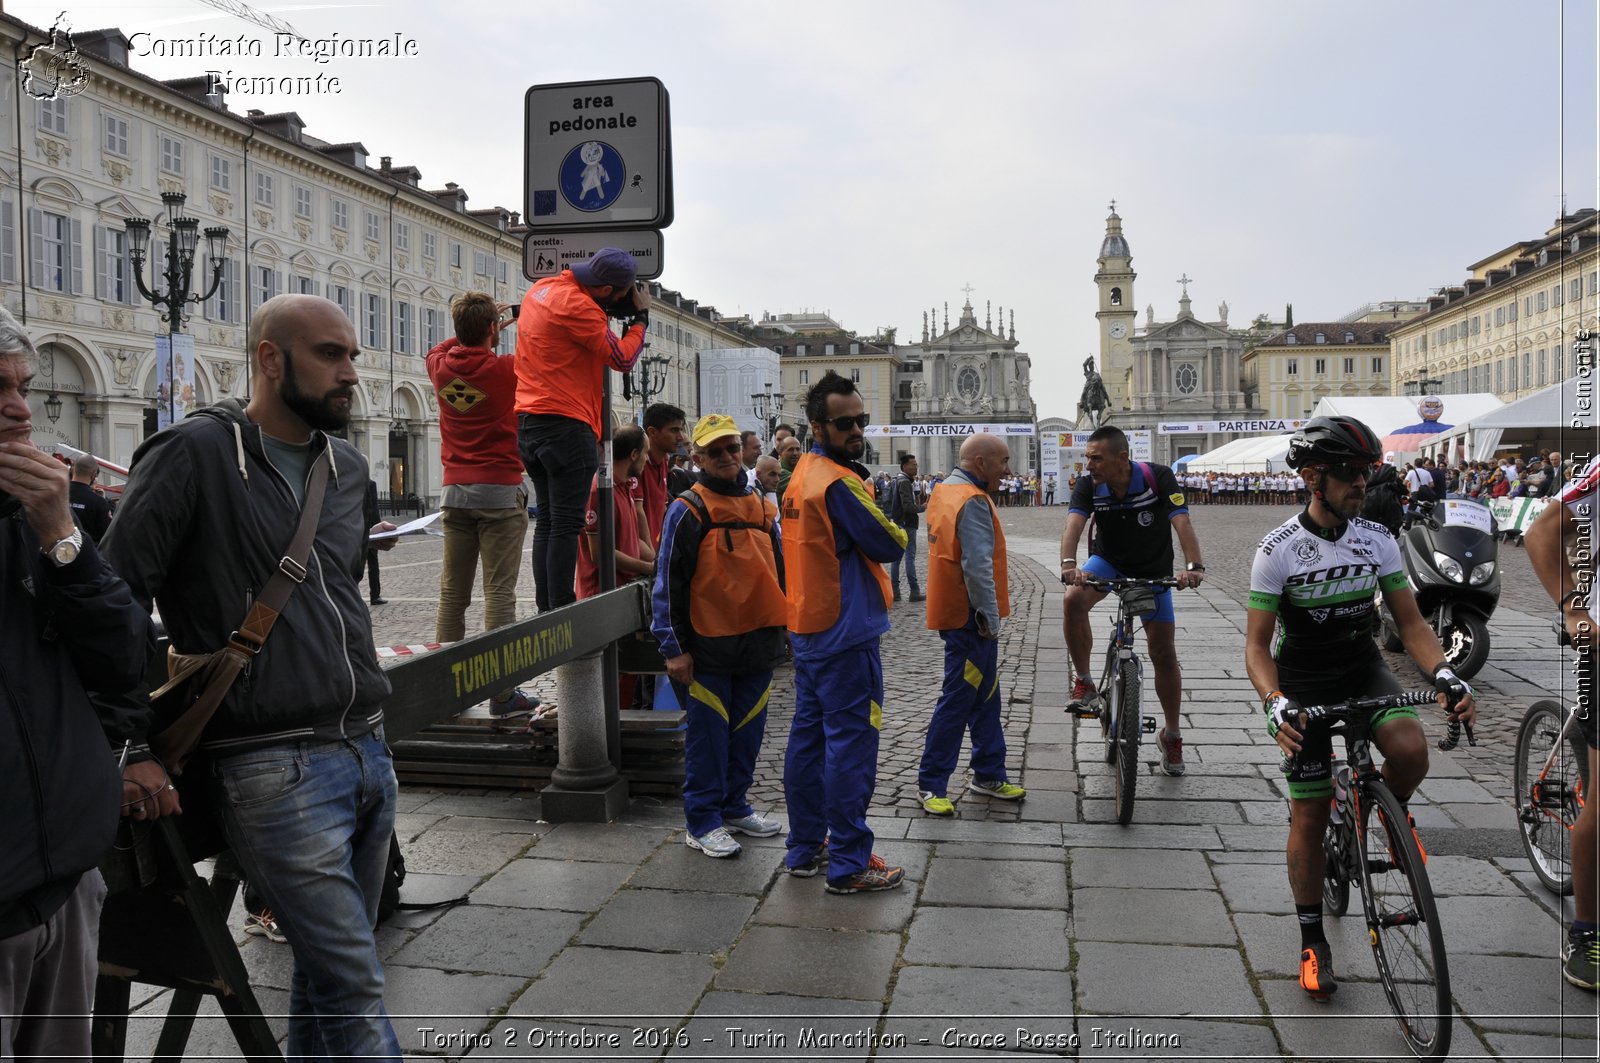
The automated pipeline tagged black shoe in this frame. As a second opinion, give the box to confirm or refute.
[370,597,387,605]
[909,591,926,602]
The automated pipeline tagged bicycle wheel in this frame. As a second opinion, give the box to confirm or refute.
[1113,658,1142,825]
[1513,700,1587,895]
[1357,780,1451,1059]
[1322,808,1351,917]
[1101,643,1121,766]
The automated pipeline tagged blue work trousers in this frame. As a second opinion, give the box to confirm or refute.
[213,729,400,1063]
[674,670,772,836]
[918,625,1008,796]
[783,642,883,881]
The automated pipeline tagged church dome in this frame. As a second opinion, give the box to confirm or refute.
[1099,232,1130,258]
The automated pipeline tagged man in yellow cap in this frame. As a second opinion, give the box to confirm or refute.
[918,434,1025,814]
[652,414,788,857]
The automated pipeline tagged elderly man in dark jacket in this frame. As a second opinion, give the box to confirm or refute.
[0,307,153,1060]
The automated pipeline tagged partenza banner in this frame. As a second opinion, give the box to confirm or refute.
[864,423,1036,437]
[1159,419,1305,434]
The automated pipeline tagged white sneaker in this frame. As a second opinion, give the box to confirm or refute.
[685,827,742,857]
[723,811,782,837]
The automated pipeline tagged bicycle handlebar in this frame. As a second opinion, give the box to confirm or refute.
[1083,576,1182,591]
[1294,689,1476,750]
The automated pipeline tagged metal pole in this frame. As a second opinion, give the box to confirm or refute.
[598,364,622,770]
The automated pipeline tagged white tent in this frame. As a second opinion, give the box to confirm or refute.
[1425,377,1597,461]
[1308,393,1504,438]
[1184,392,1506,472]
[1186,434,1293,472]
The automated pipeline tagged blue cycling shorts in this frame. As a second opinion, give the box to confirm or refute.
[1082,555,1175,624]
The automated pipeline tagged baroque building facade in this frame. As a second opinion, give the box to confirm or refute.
[900,294,1036,474]
[0,16,537,503]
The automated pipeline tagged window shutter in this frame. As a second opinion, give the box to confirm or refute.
[0,202,13,283]
[69,218,84,294]
[95,225,109,298]
[228,259,241,322]
[27,207,45,287]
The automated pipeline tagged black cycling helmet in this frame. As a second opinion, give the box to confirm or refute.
[1285,415,1382,471]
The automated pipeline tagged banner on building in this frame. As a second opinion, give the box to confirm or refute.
[1158,418,1306,435]
[155,333,196,431]
[864,423,1035,438]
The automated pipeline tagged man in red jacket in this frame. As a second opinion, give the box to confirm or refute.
[428,291,535,713]
[515,248,649,611]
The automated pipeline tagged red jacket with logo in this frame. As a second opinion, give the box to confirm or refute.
[427,338,523,486]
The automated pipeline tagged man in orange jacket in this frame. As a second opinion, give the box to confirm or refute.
[515,248,648,612]
[917,434,1026,814]
[780,372,909,893]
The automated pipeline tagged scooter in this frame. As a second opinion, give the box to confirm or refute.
[1377,495,1501,679]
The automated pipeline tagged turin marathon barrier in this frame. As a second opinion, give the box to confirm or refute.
[92,581,664,1061]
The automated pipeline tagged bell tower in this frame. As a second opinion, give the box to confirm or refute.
[1095,203,1138,412]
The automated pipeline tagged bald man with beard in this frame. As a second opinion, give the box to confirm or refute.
[102,294,405,1060]
[916,434,1026,815]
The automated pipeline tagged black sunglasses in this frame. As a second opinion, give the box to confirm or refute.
[702,441,741,459]
[1322,462,1375,483]
[824,413,870,432]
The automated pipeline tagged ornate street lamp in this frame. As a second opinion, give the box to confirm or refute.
[43,393,62,423]
[125,190,229,425]
[633,354,670,415]
[750,381,786,448]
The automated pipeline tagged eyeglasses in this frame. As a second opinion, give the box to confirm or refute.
[1322,462,1376,483]
[702,442,741,459]
[824,413,870,432]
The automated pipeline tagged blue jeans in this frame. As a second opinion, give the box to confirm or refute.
[889,524,920,595]
[213,729,399,1063]
[519,414,600,612]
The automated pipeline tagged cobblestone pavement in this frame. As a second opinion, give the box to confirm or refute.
[128,502,1595,1061]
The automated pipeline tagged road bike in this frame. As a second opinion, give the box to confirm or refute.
[1514,696,1590,893]
[1311,689,1472,1059]
[1074,576,1178,825]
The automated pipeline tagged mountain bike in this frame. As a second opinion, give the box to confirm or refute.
[1075,576,1178,825]
[1311,690,1472,1059]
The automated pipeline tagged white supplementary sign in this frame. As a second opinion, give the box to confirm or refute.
[864,423,1035,437]
[1440,499,1493,535]
[1159,419,1305,434]
[523,230,663,282]
[524,78,668,230]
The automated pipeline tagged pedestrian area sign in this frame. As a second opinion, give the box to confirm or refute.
[524,77,671,230]
[523,230,664,282]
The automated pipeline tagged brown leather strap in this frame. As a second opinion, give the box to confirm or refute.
[150,448,335,772]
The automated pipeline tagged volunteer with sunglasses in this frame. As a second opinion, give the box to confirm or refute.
[1244,415,1474,1001]
[779,371,910,894]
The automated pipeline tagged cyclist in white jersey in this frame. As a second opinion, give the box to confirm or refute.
[1246,416,1475,1001]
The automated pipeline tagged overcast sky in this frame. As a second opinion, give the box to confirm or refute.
[11,0,1597,421]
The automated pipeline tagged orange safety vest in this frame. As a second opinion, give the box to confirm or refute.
[781,454,891,633]
[925,479,1010,631]
[676,484,787,638]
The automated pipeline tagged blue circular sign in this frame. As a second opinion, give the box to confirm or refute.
[559,140,626,212]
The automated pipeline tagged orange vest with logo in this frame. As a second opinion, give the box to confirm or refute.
[781,454,892,633]
[925,479,1010,631]
[678,484,787,637]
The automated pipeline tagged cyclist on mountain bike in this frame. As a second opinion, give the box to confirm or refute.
[1061,426,1205,776]
[1244,415,1475,1001]
[1525,454,1600,991]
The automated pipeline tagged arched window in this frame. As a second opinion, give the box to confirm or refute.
[1109,286,1122,306]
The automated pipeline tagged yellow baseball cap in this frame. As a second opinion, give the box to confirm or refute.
[692,413,741,448]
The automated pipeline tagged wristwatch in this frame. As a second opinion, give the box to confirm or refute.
[1186,562,1206,572]
[1560,589,1587,611]
[42,527,83,567]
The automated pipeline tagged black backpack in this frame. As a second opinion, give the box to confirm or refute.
[1362,464,1405,537]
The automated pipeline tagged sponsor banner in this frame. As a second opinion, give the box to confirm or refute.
[864,422,1035,437]
[1488,496,1550,535]
[1158,418,1306,435]
[155,333,196,431]
[1051,429,1152,483]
